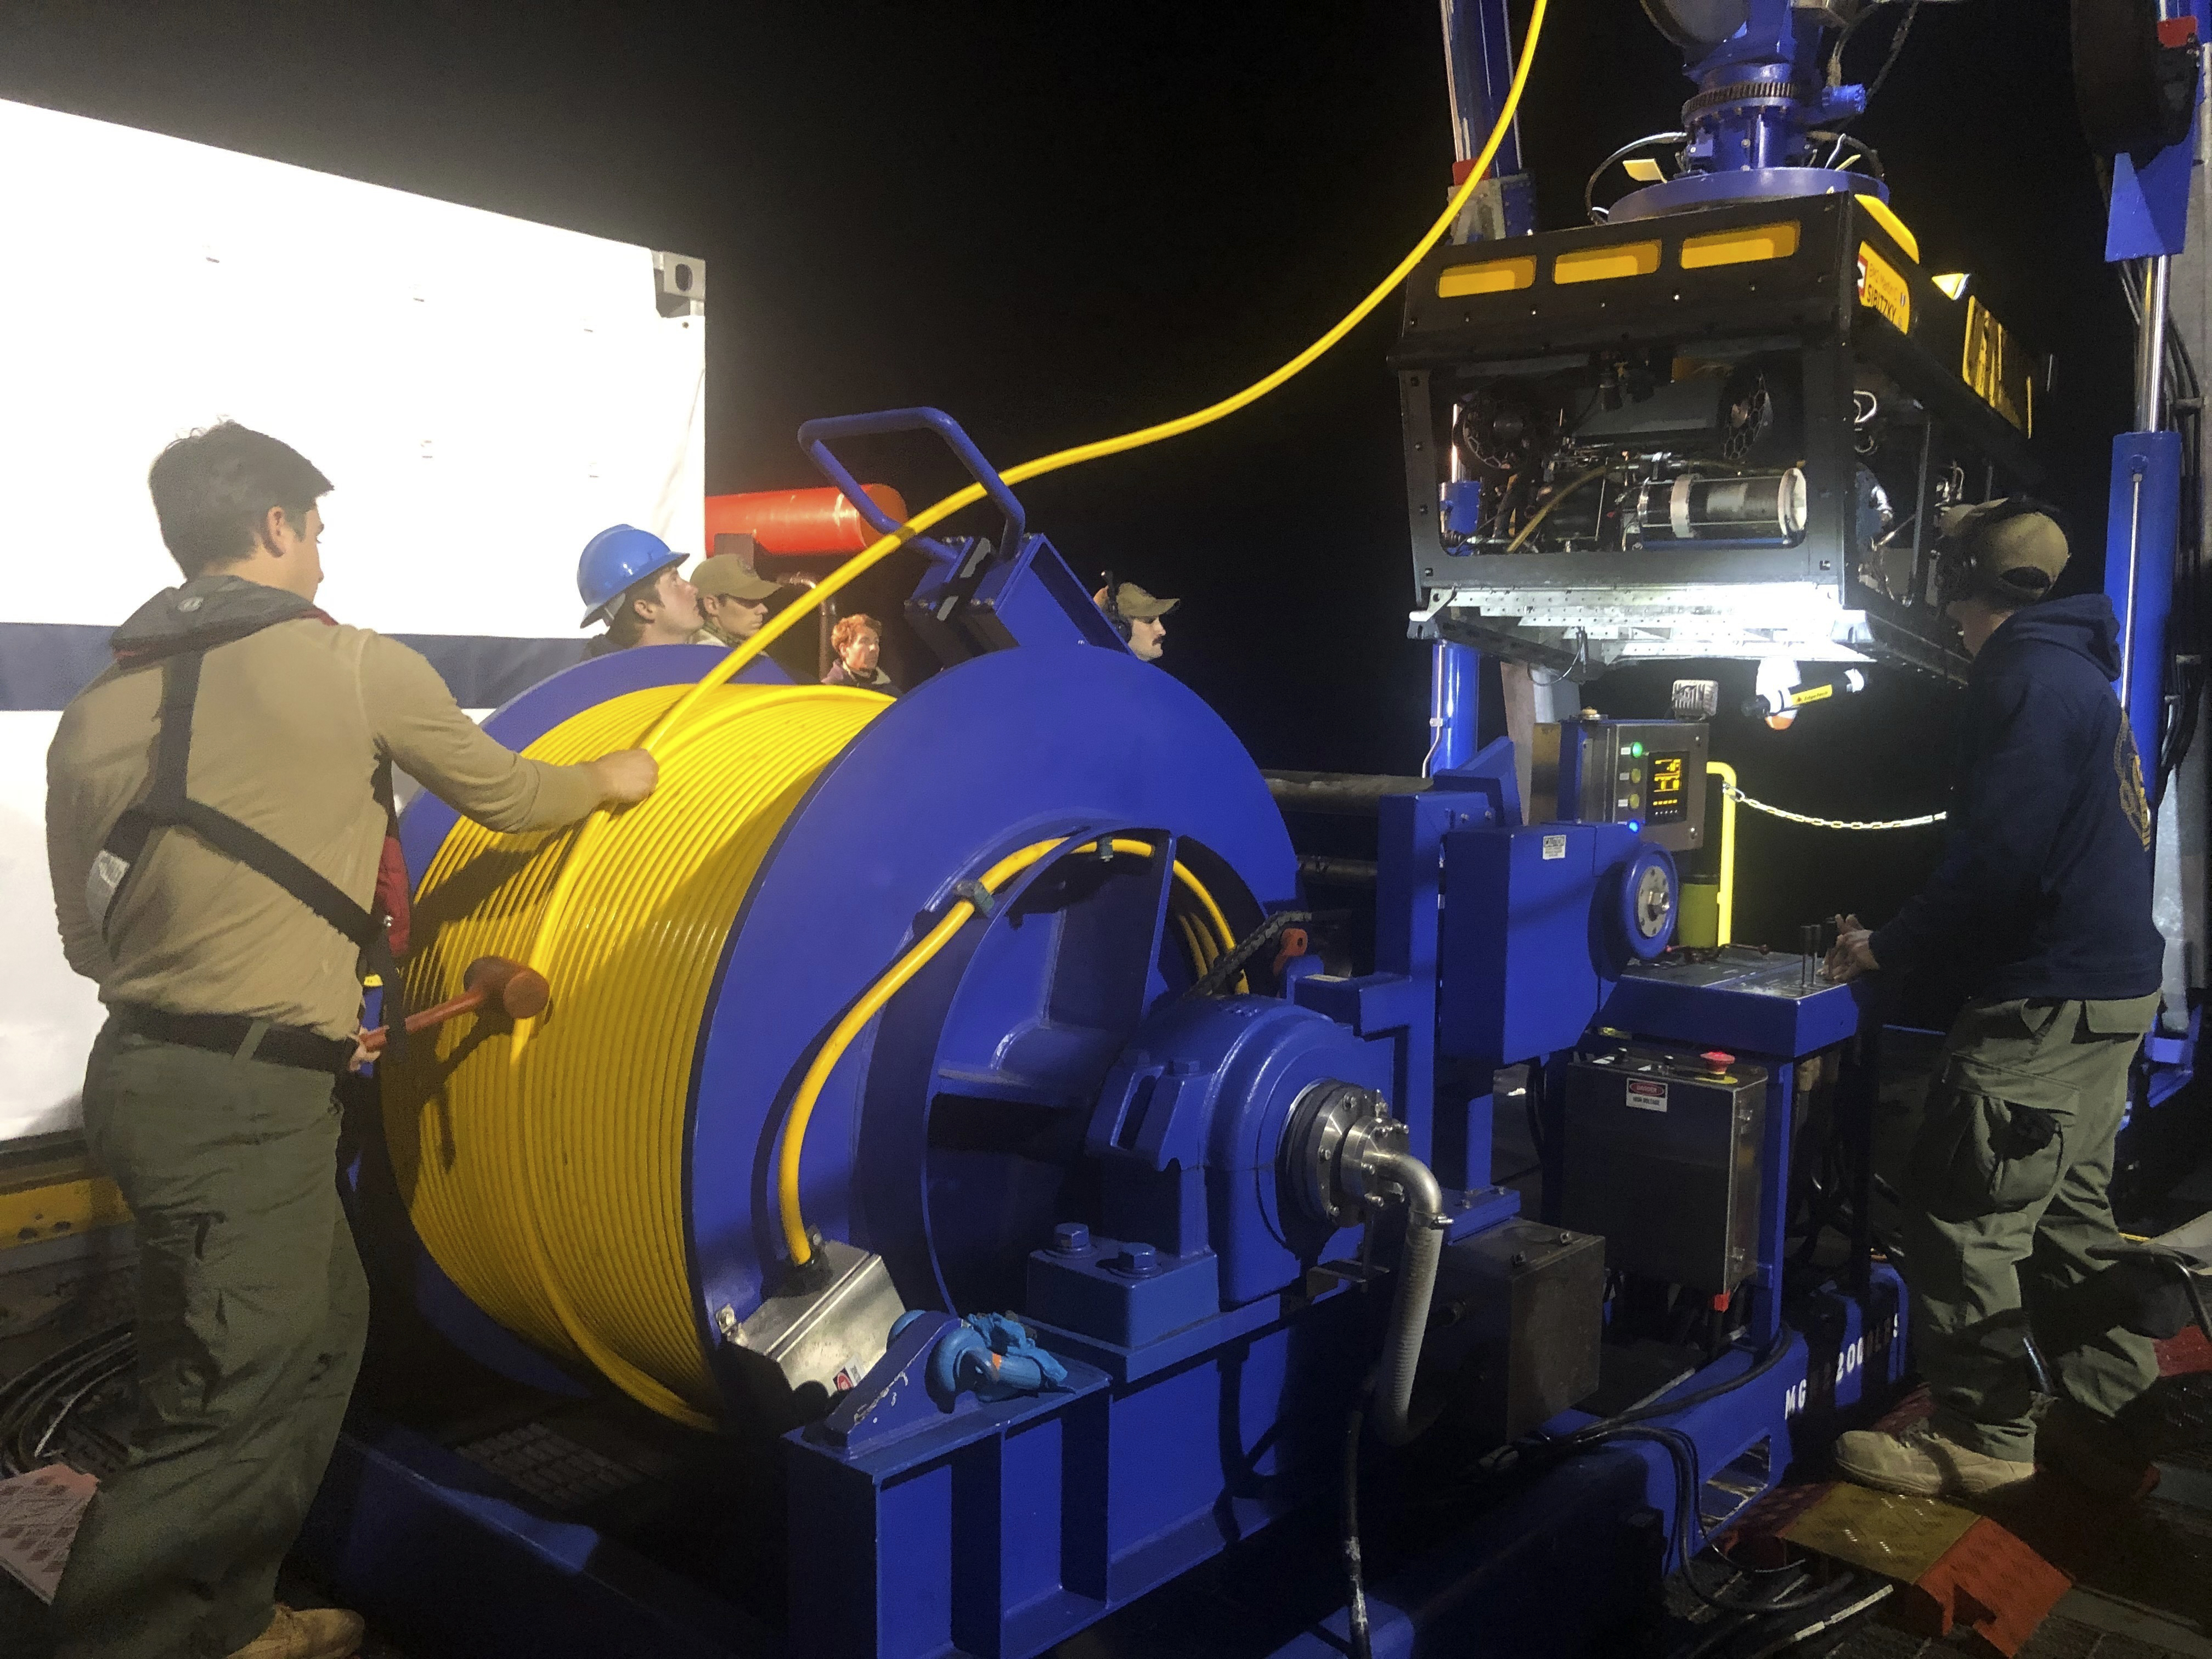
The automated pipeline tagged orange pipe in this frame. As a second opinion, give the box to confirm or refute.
[705,484,911,557]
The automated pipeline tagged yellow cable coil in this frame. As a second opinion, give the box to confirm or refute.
[385,5,1550,1424]
[388,686,1240,1427]
[492,0,1545,1273]
[386,681,886,1428]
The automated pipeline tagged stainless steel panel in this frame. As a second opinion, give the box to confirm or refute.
[1559,1046,1766,1294]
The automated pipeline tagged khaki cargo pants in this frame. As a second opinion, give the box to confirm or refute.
[1904,993,2161,1462]
[40,1020,368,1659]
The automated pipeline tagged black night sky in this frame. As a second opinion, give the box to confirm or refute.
[0,1,2135,979]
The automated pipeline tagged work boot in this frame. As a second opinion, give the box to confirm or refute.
[224,1603,366,1659]
[2039,1398,2159,1500]
[1832,1420,2036,1499]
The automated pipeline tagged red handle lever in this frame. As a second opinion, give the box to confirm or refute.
[359,956,550,1056]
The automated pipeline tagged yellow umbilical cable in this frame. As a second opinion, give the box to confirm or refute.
[644,0,1547,743]
[503,0,1548,1049]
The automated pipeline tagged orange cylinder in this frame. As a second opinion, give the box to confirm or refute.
[704,484,910,557]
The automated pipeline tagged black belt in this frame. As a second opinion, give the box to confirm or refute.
[110,1004,355,1074]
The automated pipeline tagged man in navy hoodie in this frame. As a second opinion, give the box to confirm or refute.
[1827,499,2164,1502]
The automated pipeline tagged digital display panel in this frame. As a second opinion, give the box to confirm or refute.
[1647,753,1686,823]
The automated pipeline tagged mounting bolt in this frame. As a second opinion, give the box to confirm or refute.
[715,1305,740,1342]
[1111,1243,1161,1278]
[1052,1223,1093,1256]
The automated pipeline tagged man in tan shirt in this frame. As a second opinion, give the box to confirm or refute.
[42,421,655,1659]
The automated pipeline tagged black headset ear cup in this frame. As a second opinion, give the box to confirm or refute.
[1936,497,2068,605]
[1101,573,1132,641]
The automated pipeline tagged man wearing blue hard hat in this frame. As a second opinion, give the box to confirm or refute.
[578,523,704,656]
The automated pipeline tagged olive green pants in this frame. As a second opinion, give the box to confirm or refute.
[1903,994,2160,1462]
[42,1022,368,1659]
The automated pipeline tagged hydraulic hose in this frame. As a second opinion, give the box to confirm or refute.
[1367,1146,1447,1447]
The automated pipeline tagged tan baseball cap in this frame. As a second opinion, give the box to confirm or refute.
[1937,499,2069,605]
[1112,583,1180,620]
[693,556,783,602]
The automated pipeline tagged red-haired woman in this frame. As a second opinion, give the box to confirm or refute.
[822,612,898,694]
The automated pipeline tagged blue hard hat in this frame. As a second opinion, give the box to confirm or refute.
[578,524,684,627]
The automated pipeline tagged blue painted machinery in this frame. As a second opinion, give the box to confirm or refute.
[312,406,1908,1657]
[299,4,2212,1656]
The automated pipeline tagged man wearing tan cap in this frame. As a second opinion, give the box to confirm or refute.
[1091,579,1179,663]
[693,543,786,648]
[1822,499,2166,1505]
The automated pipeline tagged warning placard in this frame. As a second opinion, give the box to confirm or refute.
[1626,1078,1669,1113]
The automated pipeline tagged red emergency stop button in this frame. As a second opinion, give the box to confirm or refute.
[1701,1051,1734,1073]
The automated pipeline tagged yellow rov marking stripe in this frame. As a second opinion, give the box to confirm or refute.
[1680,220,1800,270]
[1857,195,1920,264]
[1437,255,1536,298]
[1963,296,2033,436]
[0,1168,131,1250]
[1555,241,1661,284]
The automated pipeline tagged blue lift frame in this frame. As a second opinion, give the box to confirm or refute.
[2103,0,2207,1110]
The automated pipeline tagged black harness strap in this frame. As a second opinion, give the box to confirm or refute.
[101,648,379,952]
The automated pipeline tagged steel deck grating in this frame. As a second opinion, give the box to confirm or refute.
[451,1420,658,1513]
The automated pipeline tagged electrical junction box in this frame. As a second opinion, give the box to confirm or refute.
[1438,821,1639,1066]
[1560,1045,1767,1296]
[1421,1218,1605,1445]
[1529,720,1709,854]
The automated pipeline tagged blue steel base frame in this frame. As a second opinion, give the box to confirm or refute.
[298,1261,1905,1659]
[1269,1269,1906,1659]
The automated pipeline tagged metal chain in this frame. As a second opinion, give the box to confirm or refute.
[1724,784,1946,832]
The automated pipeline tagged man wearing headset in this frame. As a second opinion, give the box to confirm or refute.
[1092,577,1177,662]
[1825,499,2165,1503]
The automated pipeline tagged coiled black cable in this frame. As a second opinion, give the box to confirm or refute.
[0,1322,135,1477]
[1183,909,1313,1001]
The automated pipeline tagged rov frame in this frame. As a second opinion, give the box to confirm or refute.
[1393,193,2046,682]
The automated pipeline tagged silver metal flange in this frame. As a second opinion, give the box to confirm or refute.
[1282,1080,1409,1228]
[1634,862,1674,941]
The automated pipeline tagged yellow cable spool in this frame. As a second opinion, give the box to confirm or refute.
[386,684,1239,1427]
[385,681,883,1427]
[382,3,1548,1425]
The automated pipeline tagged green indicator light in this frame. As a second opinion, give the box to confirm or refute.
[1628,742,1644,758]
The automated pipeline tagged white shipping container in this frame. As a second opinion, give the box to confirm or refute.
[0,98,709,1142]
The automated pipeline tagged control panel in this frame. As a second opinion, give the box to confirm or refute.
[1529,719,1709,853]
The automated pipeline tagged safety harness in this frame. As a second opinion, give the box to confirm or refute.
[90,611,411,1069]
